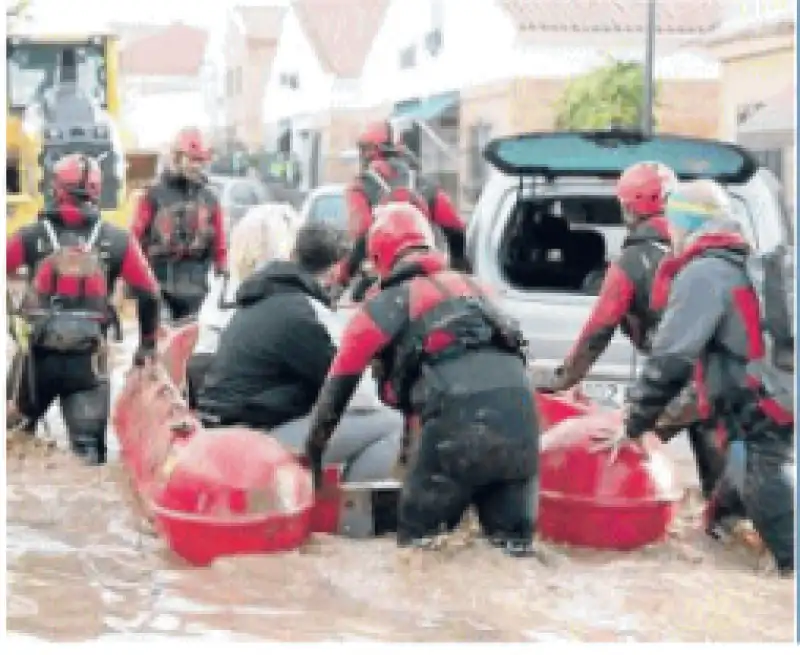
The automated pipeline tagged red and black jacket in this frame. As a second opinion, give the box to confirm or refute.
[559,216,672,388]
[306,251,524,451]
[131,171,227,272]
[332,157,467,286]
[7,205,161,347]
[626,230,793,440]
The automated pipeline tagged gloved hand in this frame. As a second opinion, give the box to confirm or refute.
[304,438,325,491]
[588,405,648,464]
[133,341,157,367]
[536,365,573,393]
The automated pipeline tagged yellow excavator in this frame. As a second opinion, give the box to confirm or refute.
[6,33,159,237]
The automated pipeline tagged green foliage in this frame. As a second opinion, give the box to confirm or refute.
[553,59,659,131]
[6,0,31,19]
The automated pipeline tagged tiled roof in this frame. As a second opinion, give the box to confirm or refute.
[498,0,721,34]
[120,22,208,77]
[294,0,389,78]
[234,5,287,43]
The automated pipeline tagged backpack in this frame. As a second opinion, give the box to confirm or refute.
[745,246,794,369]
[361,157,435,215]
[26,218,110,353]
[360,157,450,256]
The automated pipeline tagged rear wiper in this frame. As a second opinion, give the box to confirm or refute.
[581,129,648,149]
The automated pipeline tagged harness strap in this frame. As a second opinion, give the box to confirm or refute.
[363,168,393,195]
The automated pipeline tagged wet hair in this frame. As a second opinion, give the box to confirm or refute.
[230,203,299,280]
[293,223,350,275]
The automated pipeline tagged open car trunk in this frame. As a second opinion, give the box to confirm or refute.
[499,193,624,295]
[477,129,764,400]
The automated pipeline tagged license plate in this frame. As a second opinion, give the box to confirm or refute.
[580,380,627,408]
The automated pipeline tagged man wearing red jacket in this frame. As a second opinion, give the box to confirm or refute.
[330,120,469,298]
[7,154,161,464]
[545,162,725,500]
[131,127,228,321]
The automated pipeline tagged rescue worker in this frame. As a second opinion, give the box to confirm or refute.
[330,120,469,299]
[608,179,795,574]
[197,223,349,429]
[132,127,228,322]
[304,203,539,555]
[6,154,161,465]
[545,162,725,500]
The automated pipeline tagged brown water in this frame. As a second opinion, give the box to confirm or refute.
[6,340,796,642]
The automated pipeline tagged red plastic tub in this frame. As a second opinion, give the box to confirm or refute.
[150,429,315,566]
[534,388,594,431]
[538,411,681,550]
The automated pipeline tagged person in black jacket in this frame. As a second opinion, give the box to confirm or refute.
[197,223,349,429]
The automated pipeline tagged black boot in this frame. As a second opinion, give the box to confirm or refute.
[70,433,107,465]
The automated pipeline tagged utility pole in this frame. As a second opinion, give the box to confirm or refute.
[642,0,657,136]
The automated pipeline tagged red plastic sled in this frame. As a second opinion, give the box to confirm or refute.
[538,411,682,550]
[113,323,315,566]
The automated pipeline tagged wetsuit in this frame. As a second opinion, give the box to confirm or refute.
[132,170,227,321]
[306,251,539,552]
[557,216,725,498]
[7,204,160,463]
[628,222,795,572]
[332,156,468,295]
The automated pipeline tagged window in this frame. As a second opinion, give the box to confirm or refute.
[399,45,416,70]
[425,29,443,57]
[7,40,108,110]
[230,182,259,206]
[280,73,300,90]
[426,0,444,56]
[308,193,347,232]
[751,148,784,183]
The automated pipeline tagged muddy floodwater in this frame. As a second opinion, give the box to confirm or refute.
[6,337,796,642]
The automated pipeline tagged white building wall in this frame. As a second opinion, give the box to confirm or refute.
[262,8,333,128]
[122,75,209,149]
[360,0,719,111]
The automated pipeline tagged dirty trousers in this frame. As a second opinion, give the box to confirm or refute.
[397,384,540,547]
[712,422,795,572]
[7,348,110,464]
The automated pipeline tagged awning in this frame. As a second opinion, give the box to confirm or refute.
[738,87,795,151]
[393,91,459,122]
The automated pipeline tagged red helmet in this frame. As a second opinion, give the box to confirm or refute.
[52,153,101,205]
[357,120,397,164]
[367,202,436,278]
[170,127,210,182]
[172,127,210,161]
[616,161,677,222]
[358,120,393,149]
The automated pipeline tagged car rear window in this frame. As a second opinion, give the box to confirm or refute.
[485,131,758,185]
[308,193,347,231]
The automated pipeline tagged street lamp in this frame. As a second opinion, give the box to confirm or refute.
[642,0,656,136]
